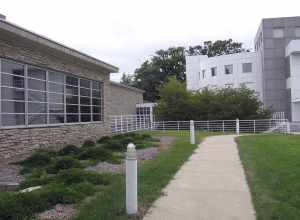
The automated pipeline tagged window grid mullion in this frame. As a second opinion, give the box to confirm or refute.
[90,81,93,122]
[25,64,28,127]
[0,58,2,128]
[78,79,81,123]
[46,70,49,125]
[64,75,67,123]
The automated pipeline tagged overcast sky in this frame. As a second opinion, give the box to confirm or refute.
[2,0,300,81]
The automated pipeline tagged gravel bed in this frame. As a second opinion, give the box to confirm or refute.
[37,204,77,220]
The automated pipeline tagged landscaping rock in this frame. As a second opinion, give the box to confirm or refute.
[37,204,77,220]
[20,185,42,193]
[86,162,124,174]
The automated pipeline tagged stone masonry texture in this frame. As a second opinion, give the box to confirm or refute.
[110,82,143,115]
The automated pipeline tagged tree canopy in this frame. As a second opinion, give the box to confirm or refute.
[155,78,270,121]
[121,39,249,102]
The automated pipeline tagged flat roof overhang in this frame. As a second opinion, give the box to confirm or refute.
[0,19,119,73]
[286,40,300,57]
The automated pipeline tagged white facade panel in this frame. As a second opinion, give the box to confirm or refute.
[186,52,263,100]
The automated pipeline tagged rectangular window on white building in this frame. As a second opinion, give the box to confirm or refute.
[202,70,206,79]
[211,67,217,77]
[242,63,252,73]
[273,28,284,38]
[224,64,233,75]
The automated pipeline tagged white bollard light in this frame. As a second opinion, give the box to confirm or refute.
[190,120,195,144]
[236,118,240,135]
[126,143,138,215]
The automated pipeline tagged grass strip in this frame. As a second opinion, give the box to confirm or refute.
[237,134,300,220]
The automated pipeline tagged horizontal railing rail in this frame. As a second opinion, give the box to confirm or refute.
[110,115,289,135]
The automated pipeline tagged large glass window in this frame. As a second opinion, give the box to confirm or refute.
[1,59,25,126]
[0,58,103,128]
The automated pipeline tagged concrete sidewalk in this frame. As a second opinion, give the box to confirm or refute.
[143,135,256,220]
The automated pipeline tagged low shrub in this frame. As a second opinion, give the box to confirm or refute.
[19,150,53,168]
[102,140,124,151]
[97,136,111,144]
[47,156,83,174]
[20,169,52,189]
[82,140,96,148]
[78,147,114,162]
[141,133,151,139]
[58,145,81,156]
[56,168,110,186]
[118,136,135,146]
[0,182,97,220]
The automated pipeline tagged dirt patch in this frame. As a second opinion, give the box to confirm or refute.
[158,136,177,151]
[37,204,77,220]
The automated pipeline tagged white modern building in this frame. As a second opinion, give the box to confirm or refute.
[186,16,300,121]
[186,52,263,100]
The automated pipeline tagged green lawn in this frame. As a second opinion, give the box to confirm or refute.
[74,131,209,220]
[237,134,300,220]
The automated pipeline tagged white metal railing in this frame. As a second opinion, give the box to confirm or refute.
[110,115,290,135]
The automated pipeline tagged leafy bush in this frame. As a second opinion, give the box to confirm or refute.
[97,136,111,144]
[0,182,98,220]
[58,145,81,156]
[82,140,96,148]
[141,133,151,139]
[20,169,52,189]
[118,136,135,146]
[47,156,83,174]
[19,150,53,168]
[78,147,114,162]
[155,77,271,120]
[101,140,124,151]
[56,169,110,186]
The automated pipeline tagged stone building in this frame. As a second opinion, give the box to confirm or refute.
[0,15,143,160]
[110,82,144,115]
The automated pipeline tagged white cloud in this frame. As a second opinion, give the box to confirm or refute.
[2,0,300,82]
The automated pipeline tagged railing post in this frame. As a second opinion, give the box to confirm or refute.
[120,115,123,133]
[177,121,180,131]
[222,121,225,133]
[207,121,209,132]
[254,120,256,133]
[190,120,195,144]
[163,121,165,131]
[126,117,129,132]
[126,143,138,215]
[114,117,117,133]
[286,121,291,134]
[236,118,240,135]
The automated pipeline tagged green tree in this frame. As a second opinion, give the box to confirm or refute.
[155,79,270,120]
[155,77,192,120]
[186,39,250,57]
[121,39,249,102]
